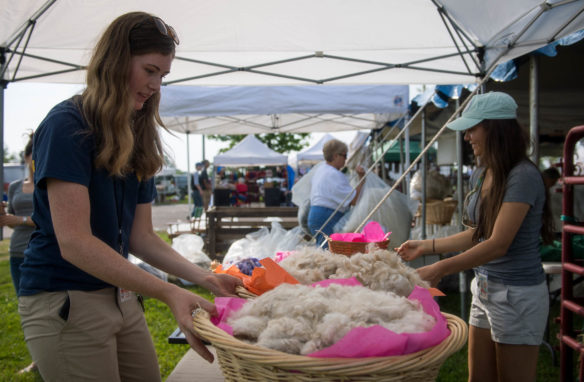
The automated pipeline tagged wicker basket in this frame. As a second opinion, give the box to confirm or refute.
[328,239,390,256]
[193,310,467,381]
[235,285,258,299]
[426,200,458,225]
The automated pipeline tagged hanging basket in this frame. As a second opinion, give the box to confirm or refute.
[192,309,468,382]
[426,200,458,225]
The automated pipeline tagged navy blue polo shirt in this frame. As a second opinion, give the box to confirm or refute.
[19,99,156,295]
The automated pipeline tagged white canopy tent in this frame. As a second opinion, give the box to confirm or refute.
[297,133,336,164]
[3,0,584,87]
[213,135,288,167]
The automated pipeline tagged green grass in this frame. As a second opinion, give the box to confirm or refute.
[0,237,563,381]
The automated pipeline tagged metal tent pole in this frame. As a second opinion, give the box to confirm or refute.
[529,55,539,164]
[405,124,411,197]
[185,120,192,216]
[0,80,5,241]
[421,110,427,242]
[456,97,467,320]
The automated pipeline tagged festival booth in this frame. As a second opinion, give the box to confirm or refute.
[4,2,584,380]
[208,135,297,257]
[213,134,289,206]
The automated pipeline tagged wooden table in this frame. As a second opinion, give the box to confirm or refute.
[206,206,298,259]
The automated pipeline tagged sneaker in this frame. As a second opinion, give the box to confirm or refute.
[17,362,37,374]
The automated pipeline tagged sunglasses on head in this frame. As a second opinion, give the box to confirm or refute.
[152,16,179,45]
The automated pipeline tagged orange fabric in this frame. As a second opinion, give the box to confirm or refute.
[214,264,251,284]
[214,258,299,295]
[244,258,299,295]
[428,287,446,297]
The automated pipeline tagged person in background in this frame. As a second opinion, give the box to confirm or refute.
[307,139,365,247]
[396,92,553,382]
[200,159,212,210]
[542,167,561,190]
[190,162,203,218]
[17,12,241,382]
[0,133,36,374]
[232,176,248,206]
[542,167,562,237]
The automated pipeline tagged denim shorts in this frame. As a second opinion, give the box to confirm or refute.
[307,205,345,247]
[469,276,549,345]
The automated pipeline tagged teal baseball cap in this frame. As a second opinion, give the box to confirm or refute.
[446,92,518,131]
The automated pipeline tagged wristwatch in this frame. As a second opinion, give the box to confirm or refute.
[22,216,27,225]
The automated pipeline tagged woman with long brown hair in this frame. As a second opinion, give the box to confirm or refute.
[396,92,552,381]
[18,12,241,381]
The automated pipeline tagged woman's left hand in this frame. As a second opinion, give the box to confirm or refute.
[203,273,243,297]
[0,213,17,227]
[417,263,443,287]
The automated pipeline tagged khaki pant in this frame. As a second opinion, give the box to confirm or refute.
[18,288,160,382]
[202,189,211,211]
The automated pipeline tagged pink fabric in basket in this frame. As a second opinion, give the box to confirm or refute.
[274,251,294,263]
[212,280,450,358]
[329,221,391,243]
[329,232,366,242]
[308,285,449,357]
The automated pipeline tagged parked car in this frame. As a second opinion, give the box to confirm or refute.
[154,174,176,203]
[173,174,188,200]
[3,163,26,201]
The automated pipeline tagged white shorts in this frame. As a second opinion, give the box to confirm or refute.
[469,277,549,345]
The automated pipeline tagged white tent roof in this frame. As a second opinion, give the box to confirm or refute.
[3,1,584,86]
[297,133,336,163]
[213,135,288,167]
[160,84,408,134]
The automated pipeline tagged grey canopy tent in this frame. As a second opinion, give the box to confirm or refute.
[159,84,408,135]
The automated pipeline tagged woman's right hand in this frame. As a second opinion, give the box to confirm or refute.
[395,240,426,262]
[165,285,218,363]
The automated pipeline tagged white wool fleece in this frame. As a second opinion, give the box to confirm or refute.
[228,283,435,355]
[279,246,428,297]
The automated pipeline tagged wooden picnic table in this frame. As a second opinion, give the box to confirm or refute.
[205,206,299,259]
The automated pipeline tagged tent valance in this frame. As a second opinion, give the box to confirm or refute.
[160,85,408,135]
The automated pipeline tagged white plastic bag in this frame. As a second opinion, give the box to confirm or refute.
[128,254,168,282]
[333,172,419,248]
[222,222,309,266]
[171,233,211,269]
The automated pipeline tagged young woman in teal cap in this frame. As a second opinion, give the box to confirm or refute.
[396,92,553,381]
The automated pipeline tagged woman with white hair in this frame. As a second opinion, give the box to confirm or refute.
[307,139,365,247]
